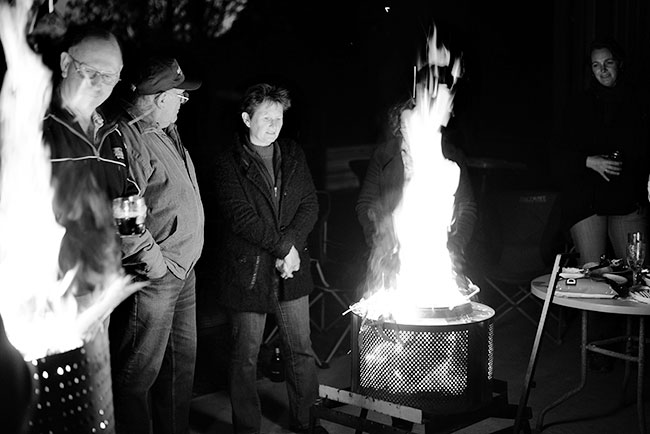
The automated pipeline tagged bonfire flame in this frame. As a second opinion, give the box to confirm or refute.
[353,29,478,323]
[0,0,143,361]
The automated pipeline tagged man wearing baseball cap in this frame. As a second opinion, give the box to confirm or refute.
[132,56,202,94]
[110,56,205,434]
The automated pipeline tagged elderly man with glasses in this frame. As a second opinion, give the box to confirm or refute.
[110,56,205,434]
[42,23,140,360]
[43,24,137,201]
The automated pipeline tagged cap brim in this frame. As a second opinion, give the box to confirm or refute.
[178,79,202,91]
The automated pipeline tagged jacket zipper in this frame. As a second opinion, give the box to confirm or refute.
[51,114,119,159]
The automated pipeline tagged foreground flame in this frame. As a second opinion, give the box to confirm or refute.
[0,0,142,361]
[354,29,476,322]
[0,0,80,361]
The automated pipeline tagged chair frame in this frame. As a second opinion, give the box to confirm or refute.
[478,190,567,344]
[484,275,565,344]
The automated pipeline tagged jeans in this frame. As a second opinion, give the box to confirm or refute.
[229,295,319,434]
[570,207,648,265]
[111,269,197,434]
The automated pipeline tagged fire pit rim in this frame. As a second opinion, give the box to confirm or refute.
[355,301,495,330]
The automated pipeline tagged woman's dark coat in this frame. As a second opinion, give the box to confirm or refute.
[213,134,318,313]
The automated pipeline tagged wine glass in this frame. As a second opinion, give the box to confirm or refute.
[626,232,646,286]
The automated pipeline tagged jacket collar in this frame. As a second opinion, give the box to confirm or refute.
[48,89,113,137]
[234,133,296,171]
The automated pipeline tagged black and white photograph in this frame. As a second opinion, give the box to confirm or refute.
[1,1,649,433]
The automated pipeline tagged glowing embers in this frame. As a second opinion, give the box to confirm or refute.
[28,332,114,433]
[356,303,494,415]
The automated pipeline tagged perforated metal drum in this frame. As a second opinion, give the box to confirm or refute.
[27,330,114,433]
[355,302,494,415]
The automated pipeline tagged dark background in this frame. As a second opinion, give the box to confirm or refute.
[3,0,649,188]
[119,0,650,191]
[3,0,649,306]
[2,0,650,398]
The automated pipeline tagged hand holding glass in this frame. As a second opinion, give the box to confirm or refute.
[112,196,147,236]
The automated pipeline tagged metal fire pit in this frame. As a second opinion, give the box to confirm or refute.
[353,301,494,415]
[27,330,114,434]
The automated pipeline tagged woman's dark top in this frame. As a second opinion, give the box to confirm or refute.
[551,81,649,229]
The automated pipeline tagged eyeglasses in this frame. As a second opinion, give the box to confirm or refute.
[173,91,189,105]
[67,53,121,86]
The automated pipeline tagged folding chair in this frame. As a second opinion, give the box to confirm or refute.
[476,189,567,343]
[307,191,354,367]
[348,159,369,187]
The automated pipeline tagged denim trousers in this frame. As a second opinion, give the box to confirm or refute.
[111,269,197,434]
[229,295,319,434]
[570,207,648,265]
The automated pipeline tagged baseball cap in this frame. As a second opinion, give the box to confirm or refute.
[132,57,201,95]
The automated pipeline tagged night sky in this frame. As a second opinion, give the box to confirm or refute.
[2,0,646,187]
[180,0,553,154]
[133,0,558,192]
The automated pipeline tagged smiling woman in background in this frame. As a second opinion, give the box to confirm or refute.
[551,38,650,373]
[552,38,649,266]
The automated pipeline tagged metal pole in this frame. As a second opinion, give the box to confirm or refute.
[513,253,565,433]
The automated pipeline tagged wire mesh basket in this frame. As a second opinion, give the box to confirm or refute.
[356,303,494,415]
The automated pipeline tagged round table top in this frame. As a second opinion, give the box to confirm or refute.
[531,274,650,316]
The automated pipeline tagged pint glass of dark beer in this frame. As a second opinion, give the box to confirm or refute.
[112,196,147,236]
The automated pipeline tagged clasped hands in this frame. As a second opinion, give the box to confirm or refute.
[586,155,622,182]
[275,245,300,279]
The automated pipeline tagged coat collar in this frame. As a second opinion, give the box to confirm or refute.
[234,133,296,170]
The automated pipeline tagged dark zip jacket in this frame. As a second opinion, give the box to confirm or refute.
[43,95,139,293]
[43,96,139,200]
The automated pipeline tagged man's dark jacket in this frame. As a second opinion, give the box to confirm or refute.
[43,96,138,200]
[213,134,318,313]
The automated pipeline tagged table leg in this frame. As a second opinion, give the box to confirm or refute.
[621,316,633,407]
[637,317,645,434]
[536,311,588,431]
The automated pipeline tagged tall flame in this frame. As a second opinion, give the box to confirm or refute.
[0,0,144,361]
[354,29,474,322]
[393,80,463,308]
[0,0,82,360]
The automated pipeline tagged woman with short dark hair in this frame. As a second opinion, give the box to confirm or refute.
[213,83,326,434]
